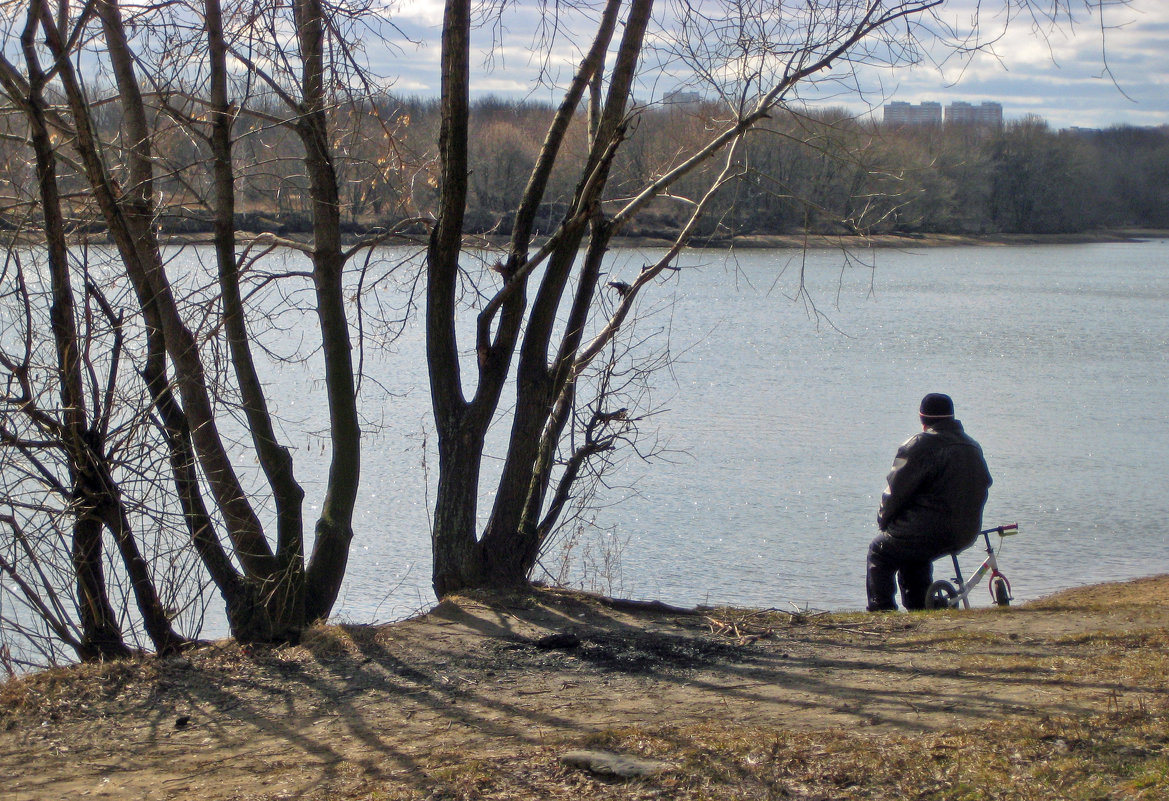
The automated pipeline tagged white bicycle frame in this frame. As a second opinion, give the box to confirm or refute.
[928,523,1019,609]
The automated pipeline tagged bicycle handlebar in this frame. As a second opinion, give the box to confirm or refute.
[981,523,1019,536]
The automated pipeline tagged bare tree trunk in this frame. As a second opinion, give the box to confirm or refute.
[22,25,123,659]
[291,0,361,620]
[14,1,179,659]
[426,0,633,595]
[204,0,310,633]
[427,0,479,596]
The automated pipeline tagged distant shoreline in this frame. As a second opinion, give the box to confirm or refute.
[11,226,1168,250]
[612,228,1169,250]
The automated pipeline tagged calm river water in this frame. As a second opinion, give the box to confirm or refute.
[8,239,1166,657]
[328,238,1169,620]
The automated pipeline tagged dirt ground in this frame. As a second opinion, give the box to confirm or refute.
[2,575,1168,800]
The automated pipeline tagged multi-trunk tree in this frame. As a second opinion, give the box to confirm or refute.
[0,0,403,662]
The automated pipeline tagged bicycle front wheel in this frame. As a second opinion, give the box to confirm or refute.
[993,576,1012,607]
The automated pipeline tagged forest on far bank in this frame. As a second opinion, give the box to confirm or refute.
[3,94,1166,243]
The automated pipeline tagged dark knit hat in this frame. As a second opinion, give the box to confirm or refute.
[919,393,955,418]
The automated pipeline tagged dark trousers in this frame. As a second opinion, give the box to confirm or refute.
[866,532,938,611]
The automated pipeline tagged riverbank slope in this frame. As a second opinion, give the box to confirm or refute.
[3,575,1168,800]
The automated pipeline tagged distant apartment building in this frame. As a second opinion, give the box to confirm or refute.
[883,100,1003,127]
[663,90,703,107]
[883,101,942,126]
[945,101,1003,127]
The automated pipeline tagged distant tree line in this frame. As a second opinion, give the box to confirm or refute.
[4,94,1164,242]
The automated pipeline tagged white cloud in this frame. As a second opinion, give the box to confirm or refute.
[393,0,446,27]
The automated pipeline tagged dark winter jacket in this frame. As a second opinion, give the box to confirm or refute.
[877,418,992,551]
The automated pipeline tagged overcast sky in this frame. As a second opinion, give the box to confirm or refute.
[369,1,1168,131]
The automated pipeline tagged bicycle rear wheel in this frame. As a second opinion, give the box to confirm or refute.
[926,580,959,610]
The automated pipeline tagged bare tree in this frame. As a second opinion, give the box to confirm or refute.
[423,0,1102,595]
[0,0,409,658]
[0,2,192,661]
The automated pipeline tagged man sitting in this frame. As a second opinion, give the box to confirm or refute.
[866,393,993,611]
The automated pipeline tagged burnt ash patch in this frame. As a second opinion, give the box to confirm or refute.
[575,630,751,673]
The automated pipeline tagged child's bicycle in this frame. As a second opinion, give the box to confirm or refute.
[925,523,1019,610]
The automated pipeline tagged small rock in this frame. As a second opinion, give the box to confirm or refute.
[560,749,670,778]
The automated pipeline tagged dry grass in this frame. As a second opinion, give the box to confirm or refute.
[352,592,1169,801]
[3,578,1169,800]
[361,703,1169,801]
